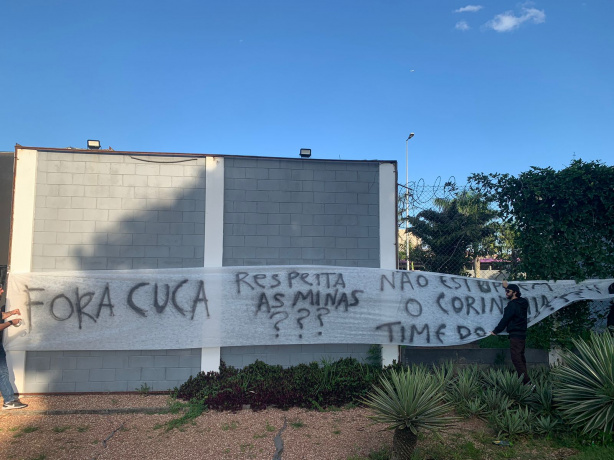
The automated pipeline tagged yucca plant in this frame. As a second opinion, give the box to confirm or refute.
[552,331,614,440]
[482,367,533,406]
[528,365,553,387]
[465,397,488,419]
[528,383,555,416]
[447,366,482,415]
[533,414,560,436]
[489,406,534,439]
[480,387,513,413]
[363,367,456,460]
[432,360,455,389]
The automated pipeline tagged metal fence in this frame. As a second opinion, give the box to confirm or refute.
[398,177,507,280]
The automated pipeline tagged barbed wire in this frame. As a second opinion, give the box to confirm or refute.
[399,176,466,218]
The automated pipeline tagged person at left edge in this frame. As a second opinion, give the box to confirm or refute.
[0,285,28,410]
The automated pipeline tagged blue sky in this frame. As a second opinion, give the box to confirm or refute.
[1,1,612,186]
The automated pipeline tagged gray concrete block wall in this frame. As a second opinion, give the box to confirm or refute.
[223,158,380,267]
[24,349,201,393]
[32,151,207,271]
[25,150,207,393]
[221,157,380,367]
[221,344,372,368]
[20,152,386,391]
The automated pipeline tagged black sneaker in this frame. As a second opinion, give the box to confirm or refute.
[2,400,28,410]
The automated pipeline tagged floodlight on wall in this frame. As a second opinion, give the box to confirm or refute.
[87,140,101,149]
[299,148,311,158]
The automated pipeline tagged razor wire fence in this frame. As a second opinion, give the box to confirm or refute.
[397,177,512,280]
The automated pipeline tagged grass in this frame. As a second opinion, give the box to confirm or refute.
[290,419,305,429]
[222,421,239,431]
[136,382,152,395]
[568,445,614,460]
[344,427,614,460]
[52,426,71,433]
[76,426,90,433]
[239,443,254,452]
[345,448,391,460]
[163,400,205,432]
[13,426,39,438]
[265,421,276,432]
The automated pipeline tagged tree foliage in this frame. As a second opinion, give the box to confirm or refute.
[408,191,498,275]
[470,160,614,280]
[470,160,614,348]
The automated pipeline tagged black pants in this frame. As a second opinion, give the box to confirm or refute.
[510,337,530,385]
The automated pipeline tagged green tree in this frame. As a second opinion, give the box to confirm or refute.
[408,191,498,275]
[470,159,614,348]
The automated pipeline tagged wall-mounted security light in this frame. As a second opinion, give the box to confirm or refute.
[299,148,311,158]
[87,140,101,149]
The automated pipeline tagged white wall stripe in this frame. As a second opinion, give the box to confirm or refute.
[201,156,225,372]
[6,148,37,394]
[379,162,399,366]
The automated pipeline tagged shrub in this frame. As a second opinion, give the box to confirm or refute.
[553,332,614,440]
[363,366,455,460]
[480,387,513,413]
[533,414,560,436]
[446,366,481,415]
[489,406,533,439]
[174,358,381,411]
[432,360,455,389]
[528,383,556,416]
[482,367,533,407]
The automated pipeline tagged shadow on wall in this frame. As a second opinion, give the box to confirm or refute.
[32,153,382,271]
[33,153,208,271]
[0,152,14,267]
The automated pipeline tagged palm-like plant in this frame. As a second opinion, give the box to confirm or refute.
[363,367,455,460]
[552,331,614,439]
[408,191,497,275]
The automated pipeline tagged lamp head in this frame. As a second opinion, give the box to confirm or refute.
[87,140,101,149]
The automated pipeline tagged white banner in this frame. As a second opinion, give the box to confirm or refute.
[5,267,614,351]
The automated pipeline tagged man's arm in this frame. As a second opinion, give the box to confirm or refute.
[1,309,20,321]
[0,320,16,332]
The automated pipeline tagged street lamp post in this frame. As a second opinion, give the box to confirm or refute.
[405,133,414,270]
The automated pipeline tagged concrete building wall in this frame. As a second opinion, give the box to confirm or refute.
[12,148,390,393]
[0,152,14,268]
[21,151,208,391]
[222,157,380,267]
[31,151,206,271]
[220,157,378,368]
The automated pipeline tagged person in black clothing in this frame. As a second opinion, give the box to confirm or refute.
[490,281,531,385]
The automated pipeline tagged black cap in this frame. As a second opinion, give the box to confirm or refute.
[506,283,521,294]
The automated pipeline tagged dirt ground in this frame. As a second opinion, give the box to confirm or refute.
[0,394,580,460]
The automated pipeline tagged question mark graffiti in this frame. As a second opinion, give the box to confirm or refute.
[296,308,310,338]
[269,311,289,338]
[316,307,330,336]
